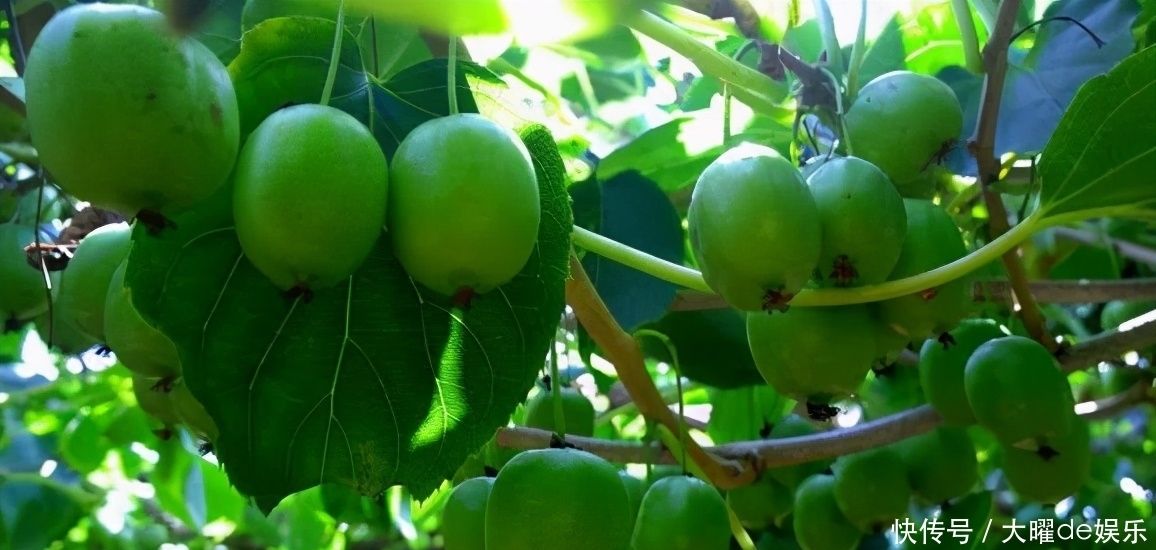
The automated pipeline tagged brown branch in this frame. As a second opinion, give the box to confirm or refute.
[565,252,754,489]
[969,0,1055,351]
[1051,226,1156,267]
[670,278,1156,311]
[1077,381,1152,421]
[499,317,1156,477]
[1057,319,1156,373]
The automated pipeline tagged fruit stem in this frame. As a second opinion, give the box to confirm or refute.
[844,0,869,103]
[446,36,460,116]
[572,209,1051,307]
[950,0,986,74]
[572,226,714,294]
[565,253,753,489]
[549,336,566,436]
[626,10,782,117]
[319,1,347,107]
[633,329,687,470]
[726,504,759,550]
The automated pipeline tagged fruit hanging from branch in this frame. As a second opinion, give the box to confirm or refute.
[23,3,241,225]
[688,143,822,313]
[387,113,541,302]
[232,103,390,295]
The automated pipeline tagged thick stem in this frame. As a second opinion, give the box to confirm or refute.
[564,253,754,489]
[970,0,1055,351]
[319,3,346,107]
[572,208,1048,307]
[626,10,781,115]
[671,278,1156,311]
[950,0,984,73]
[498,319,1156,477]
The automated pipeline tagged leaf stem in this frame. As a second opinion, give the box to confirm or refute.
[634,329,687,469]
[549,339,566,436]
[811,0,844,82]
[626,10,781,116]
[446,35,460,116]
[950,0,985,73]
[844,0,868,102]
[319,1,347,107]
[572,210,1048,307]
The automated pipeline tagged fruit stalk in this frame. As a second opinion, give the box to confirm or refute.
[549,338,567,436]
[319,2,347,107]
[573,208,1048,307]
[950,0,985,74]
[446,35,460,116]
[654,424,758,550]
[626,10,781,116]
[564,252,755,489]
[970,0,1056,350]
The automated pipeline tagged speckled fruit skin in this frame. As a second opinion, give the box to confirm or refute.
[485,448,633,550]
[964,336,1076,446]
[844,71,963,187]
[55,222,132,342]
[1002,415,1091,504]
[918,318,1006,426]
[0,223,50,322]
[24,3,240,217]
[793,474,862,550]
[632,475,731,550]
[747,305,877,404]
[233,103,389,292]
[688,143,821,311]
[876,199,973,339]
[806,156,907,287]
[388,113,541,298]
[440,476,494,550]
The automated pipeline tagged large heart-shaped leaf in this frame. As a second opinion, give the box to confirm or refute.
[1036,44,1156,219]
[121,18,572,512]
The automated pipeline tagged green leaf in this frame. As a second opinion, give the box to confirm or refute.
[356,18,432,79]
[1037,45,1156,219]
[227,17,369,139]
[899,1,968,77]
[596,112,793,194]
[123,53,571,511]
[945,0,1142,178]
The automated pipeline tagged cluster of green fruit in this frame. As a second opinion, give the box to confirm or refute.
[920,323,1091,505]
[688,70,971,416]
[6,2,549,441]
[24,3,543,304]
[729,330,1092,550]
[442,385,734,550]
[727,414,981,550]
